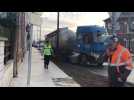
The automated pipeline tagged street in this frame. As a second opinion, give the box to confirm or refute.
[1,12,134,87]
[54,62,109,87]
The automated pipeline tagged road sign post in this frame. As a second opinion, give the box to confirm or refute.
[26,24,33,86]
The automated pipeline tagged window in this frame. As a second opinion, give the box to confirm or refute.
[130,21,134,32]
[4,41,12,65]
[0,12,17,65]
[83,33,93,44]
[0,12,7,18]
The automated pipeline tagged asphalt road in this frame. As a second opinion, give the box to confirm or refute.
[54,61,109,87]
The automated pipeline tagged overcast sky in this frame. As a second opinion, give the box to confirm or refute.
[41,12,109,34]
[37,12,109,40]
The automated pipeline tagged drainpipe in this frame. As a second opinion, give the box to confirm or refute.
[13,12,20,77]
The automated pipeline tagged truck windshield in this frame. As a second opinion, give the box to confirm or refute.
[82,33,93,44]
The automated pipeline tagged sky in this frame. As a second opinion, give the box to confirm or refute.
[41,12,109,34]
[32,12,109,41]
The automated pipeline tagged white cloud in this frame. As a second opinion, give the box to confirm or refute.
[41,12,109,33]
[75,12,109,26]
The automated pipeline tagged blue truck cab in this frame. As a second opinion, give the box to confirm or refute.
[73,25,111,66]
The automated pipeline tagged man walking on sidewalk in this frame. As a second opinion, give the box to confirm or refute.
[43,40,53,69]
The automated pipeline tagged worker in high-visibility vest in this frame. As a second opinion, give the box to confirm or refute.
[43,40,53,69]
[106,36,133,87]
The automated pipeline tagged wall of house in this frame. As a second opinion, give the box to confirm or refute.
[0,12,28,86]
[0,38,14,87]
[0,40,5,84]
[105,16,134,34]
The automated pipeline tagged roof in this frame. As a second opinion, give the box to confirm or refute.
[46,27,69,38]
[104,12,134,22]
[76,26,106,33]
[104,18,111,22]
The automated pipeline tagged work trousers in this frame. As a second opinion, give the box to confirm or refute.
[44,55,51,66]
[108,66,131,87]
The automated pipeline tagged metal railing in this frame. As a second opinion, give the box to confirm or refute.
[124,39,134,53]
[118,34,134,54]
[4,41,12,65]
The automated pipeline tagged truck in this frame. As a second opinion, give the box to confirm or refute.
[46,26,112,67]
[46,27,76,57]
[70,25,112,66]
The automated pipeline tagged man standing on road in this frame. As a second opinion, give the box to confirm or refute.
[106,36,133,87]
[43,40,53,69]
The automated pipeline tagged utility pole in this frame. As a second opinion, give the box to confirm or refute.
[26,12,33,86]
[26,23,33,86]
[57,12,59,50]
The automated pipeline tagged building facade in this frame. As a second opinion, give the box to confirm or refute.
[0,12,35,86]
[104,12,134,34]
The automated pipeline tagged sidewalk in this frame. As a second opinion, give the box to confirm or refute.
[9,48,80,87]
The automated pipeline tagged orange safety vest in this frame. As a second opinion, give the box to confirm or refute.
[108,44,133,71]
